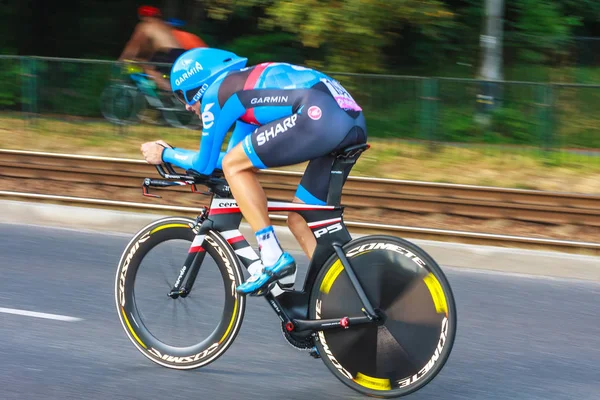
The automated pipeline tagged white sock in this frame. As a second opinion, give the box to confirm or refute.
[256,226,283,267]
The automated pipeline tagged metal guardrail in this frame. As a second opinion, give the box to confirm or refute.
[1,55,598,86]
[1,190,598,256]
[0,149,599,255]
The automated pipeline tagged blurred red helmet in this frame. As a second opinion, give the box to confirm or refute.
[138,5,161,18]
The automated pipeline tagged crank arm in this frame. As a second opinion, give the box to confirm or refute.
[291,316,373,332]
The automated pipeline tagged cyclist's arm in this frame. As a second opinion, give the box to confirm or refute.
[227,120,255,151]
[162,91,247,175]
[118,23,147,61]
[214,121,256,169]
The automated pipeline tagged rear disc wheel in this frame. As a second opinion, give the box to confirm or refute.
[309,235,456,397]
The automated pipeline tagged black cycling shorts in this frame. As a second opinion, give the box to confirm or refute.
[242,89,367,205]
[150,48,186,75]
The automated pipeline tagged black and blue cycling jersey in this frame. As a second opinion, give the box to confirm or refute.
[163,62,367,205]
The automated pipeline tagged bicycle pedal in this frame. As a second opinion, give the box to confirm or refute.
[249,282,275,297]
[278,280,294,289]
[249,288,267,297]
[277,267,296,288]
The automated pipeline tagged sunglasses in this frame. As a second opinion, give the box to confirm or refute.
[173,89,192,106]
[174,87,202,106]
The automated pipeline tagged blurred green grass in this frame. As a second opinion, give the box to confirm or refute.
[1,114,598,194]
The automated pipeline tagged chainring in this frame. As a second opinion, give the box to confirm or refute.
[281,323,314,351]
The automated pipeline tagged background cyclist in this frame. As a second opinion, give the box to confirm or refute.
[167,18,208,50]
[118,5,186,91]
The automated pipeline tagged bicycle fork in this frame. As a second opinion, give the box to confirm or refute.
[167,233,207,299]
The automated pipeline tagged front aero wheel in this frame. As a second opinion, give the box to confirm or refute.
[310,235,456,398]
[115,217,245,369]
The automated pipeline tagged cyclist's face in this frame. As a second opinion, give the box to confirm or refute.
[186,102,201,117]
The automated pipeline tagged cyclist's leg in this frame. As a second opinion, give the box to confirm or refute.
[287,156,339,260]
[224,91,344,236]
[145,48,185,91]
[224,145,295,294]
[286,155,337,260]
[288,124,366,258]
[287,197,317,259]
[264,96,366,252]
[225,90,365,293]
[144,68,171,91]
[222,147,270,232]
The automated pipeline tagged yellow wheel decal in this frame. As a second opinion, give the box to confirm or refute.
[121,307,147,349]
[423,273,448,315]
[320,260,344,294]
[150,223,189,235]
[353,373,391,390]
[219,299,238,344]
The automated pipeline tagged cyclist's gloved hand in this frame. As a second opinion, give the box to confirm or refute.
[141,140,172,165]
[154,140,173,149]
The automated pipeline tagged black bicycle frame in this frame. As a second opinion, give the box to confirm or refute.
[170,194,375,333]
[147,143,375,333]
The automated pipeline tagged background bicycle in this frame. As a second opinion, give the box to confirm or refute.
[100,62,201,130]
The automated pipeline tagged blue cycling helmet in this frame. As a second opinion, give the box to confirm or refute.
[167,18,184,27]
[171,48,248,105]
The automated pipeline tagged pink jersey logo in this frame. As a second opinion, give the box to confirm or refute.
[308,106,322,120]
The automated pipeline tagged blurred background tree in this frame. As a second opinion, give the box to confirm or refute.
[235,0,454,73]
[0,0,598,147]
[0,0,598,75]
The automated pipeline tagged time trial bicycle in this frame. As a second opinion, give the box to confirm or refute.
[114,143,456,398]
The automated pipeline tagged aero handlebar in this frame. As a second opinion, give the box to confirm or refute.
[142,163,228,198]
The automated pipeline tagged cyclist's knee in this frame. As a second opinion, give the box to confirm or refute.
[222,150,238,175]
[222,147,253,177]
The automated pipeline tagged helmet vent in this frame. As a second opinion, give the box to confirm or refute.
[223,58,232,63]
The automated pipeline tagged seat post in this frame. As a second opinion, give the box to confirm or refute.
[326,143,370,207]
[326,159,352,207]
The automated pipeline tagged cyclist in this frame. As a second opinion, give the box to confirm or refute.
[118,5,185,91]
[167,18,208,50]
[140,48,367,295]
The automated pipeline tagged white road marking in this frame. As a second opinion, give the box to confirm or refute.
[0,307,83,322]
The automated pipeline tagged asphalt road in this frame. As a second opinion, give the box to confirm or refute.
[0,223,598,400]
